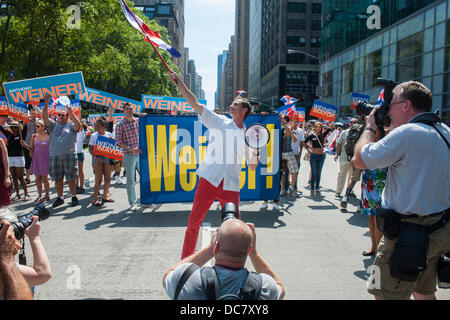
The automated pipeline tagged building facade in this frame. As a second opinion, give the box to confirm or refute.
[249,0,322,108]
[132,0,185,74]
[215,50,228,109]
[320,0,450,123]
[234,0,251,96]
[220,36,236,111]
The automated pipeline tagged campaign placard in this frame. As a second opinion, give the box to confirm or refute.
[310,100,338,122]
[2,72,86,105]
[87,113,126,125]
[0,97,8,116]
[77,87,143,114]
[139,114,281,204]
[142,95,207,113]
[8,102,30,123]
[297,107,306,122]
[93,135,123,161]
[351,93,370,110]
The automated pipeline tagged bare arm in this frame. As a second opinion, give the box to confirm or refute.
[67,106,81,132]
[247,224,285,299]
[42,94,51,128]
[17,217,51,287]
[0,140,10,189]
[169,70,204,116]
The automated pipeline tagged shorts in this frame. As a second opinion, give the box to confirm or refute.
[9,156,25,168]
[92,155,111,166]
[77,152,85,163]
[50,154,78,182]
[282,151,298,173]
[350,165,362,182]
[367,212,450,300]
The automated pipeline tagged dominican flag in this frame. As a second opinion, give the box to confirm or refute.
[237,90,247,97]
[119,0,181,58]
[377,88,385,104]
[280,95,296,105]
[275,100,296,114]
[287,105,297,119]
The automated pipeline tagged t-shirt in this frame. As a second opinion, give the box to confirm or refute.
[165,263,282,300]
[291,128,305,155]
[304,133,325,149]
[337,129,349,161]
[48,120,77,157]
[361,115,450,215]
[89,131,113,147]
[75,131,86,154]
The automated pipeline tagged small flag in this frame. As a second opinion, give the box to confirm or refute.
[119,0,181,58]
[237,90,247,97]
[275,101,296,114]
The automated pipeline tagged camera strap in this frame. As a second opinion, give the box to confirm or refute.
[410,113,450,150]
[19,238,26,265]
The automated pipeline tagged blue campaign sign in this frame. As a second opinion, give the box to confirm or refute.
[139,114,281,204]
[77,87,143,114]
[2,72,86,105]
[142,94,207,113]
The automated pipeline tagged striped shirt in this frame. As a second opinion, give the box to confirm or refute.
[115,117,140,156]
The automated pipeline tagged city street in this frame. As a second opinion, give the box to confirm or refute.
[8,150,450,300]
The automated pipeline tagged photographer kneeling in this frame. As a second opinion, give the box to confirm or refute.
[0,207,51,292]
[163,204,285,300]
[352,81,450,300]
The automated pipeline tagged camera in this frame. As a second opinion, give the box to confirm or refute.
[356,78,397,128]
[0,203,50,240]
[437,251,450,289]
[220,203,240,222]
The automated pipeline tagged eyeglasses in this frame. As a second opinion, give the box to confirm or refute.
[390,100,406,107]
[58,113,67,117]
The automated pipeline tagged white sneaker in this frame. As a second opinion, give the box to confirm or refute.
[116,176,123,185]
[260,203,268,210]
[273,204,281,211]
[130,204,139,212]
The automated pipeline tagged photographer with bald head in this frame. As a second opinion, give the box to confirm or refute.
[163,218,285,300]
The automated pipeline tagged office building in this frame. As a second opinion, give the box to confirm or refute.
[234,0,251,96]
[320,0,450,123]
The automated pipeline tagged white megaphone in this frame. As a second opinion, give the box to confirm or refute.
[58,96,71,107]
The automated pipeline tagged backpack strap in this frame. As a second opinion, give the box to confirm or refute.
[239,271,263,300]
[200,267,221,300]
[174,263,199,300]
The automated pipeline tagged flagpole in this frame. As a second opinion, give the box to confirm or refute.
[121,0,172,73]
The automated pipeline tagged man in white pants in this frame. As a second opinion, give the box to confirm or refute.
[334,118,357,198]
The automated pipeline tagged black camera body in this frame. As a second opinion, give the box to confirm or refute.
[0,203,50,240]
[356,78,397,129]
[437,252,450,289]
[220,203,240,222]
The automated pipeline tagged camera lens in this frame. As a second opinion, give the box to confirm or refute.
[220,203,240,222]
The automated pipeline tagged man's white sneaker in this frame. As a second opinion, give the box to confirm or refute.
[273,204,281,211]
[116,176,123,185]
[130,204,139,212]
[260,203,268,210]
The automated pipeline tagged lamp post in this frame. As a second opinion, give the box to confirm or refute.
[287,49,320,61]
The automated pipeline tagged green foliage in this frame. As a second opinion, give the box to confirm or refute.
[0,0,179,101]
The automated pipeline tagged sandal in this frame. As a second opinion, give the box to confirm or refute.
[23,195,30,201]
[11,195,21,201]
[91,201,103,207]
[34,197,43,203]
[102,198,115,203]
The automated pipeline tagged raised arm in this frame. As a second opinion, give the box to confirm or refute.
[168,70,204,116]
[42,94,51,128]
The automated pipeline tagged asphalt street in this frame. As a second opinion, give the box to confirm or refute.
[7,150,450,300]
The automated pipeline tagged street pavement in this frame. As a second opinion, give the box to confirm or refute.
[8,150,450,300]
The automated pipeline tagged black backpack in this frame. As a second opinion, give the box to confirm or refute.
[174,264,263,300]
[344,123,365,161]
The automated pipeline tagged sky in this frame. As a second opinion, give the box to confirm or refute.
[184,0,235,109]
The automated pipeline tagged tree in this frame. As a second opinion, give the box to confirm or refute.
[0,0,180,101]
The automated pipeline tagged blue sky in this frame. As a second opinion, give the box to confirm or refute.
[184,0,235,109]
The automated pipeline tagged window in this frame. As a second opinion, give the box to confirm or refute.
[364,49,382,89]
[312,3,321,14]
[396,31,424,60]
[322,70,333,98]
[341,62,354,94]
[157,5,171,15]
[287,36,306,47]
[311,37,321,48]
[287,19,306,31]
[311,19,321,31]
[287,2,306,13]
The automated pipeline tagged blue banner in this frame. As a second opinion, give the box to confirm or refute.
[310,100,338,122]
[77,87,143,114]
[2,72,86,105]
[142,95,207,113]
[139,114,281,204]
[351,92,370,109]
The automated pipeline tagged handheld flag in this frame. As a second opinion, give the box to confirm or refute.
[119,0,181,71]
[237,90,247,97]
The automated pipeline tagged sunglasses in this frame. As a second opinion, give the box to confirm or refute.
[58,113,67,117]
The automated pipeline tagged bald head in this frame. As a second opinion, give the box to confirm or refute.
[215,219,253,263]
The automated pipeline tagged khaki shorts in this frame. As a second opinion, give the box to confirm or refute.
[350,165,362,182]
[367,212,450,300]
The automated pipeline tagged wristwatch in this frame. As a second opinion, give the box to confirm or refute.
[365,127,376,134]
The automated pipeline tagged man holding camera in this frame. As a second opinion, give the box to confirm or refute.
[0,220,33,300]
[163,217,285,300]
[352,81,450,300]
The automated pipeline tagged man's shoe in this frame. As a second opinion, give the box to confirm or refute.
[260,202,268,210]
[130,204,139,212]
[273,204,281,211]
[71,196,79,207]
[116,176,123,185]
[340,196,348,209]
[52,197,64,208]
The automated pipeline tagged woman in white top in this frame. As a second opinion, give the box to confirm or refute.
[75,117,87,194]
[88,117,114,207]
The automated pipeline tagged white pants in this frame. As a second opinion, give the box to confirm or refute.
[336,160,351,194]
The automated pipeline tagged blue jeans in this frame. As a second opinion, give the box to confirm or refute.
[310,153,325,191]
[123,154,140,205]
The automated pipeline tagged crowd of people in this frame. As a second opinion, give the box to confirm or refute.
[0,78,449,301]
